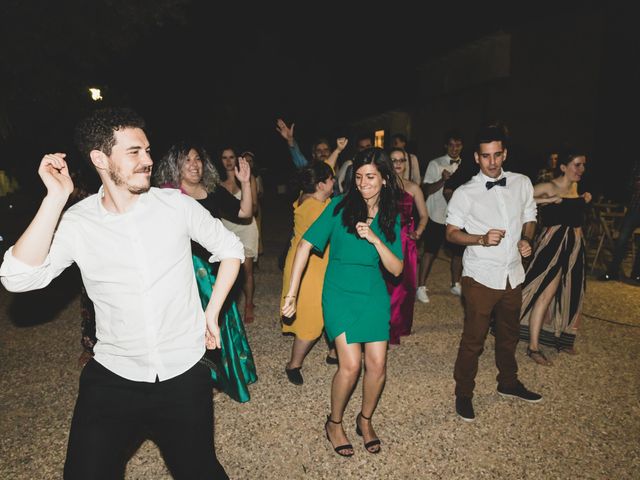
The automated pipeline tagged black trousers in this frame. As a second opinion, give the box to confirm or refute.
[64,359,228,480]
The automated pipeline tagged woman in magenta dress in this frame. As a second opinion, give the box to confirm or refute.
[386,147,429,344]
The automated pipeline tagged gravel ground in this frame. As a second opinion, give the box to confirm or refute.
[1,192,639,479]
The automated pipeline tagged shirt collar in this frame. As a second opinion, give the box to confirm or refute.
[478,170,506,184]
[95,185,149,217]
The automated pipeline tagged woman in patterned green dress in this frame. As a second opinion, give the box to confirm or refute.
[154,142,257,403]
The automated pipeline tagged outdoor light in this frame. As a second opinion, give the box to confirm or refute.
[88,88,103,101]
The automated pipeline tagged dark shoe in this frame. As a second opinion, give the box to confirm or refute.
[526,346,553,366]
[497,381,542,403]
[355,412,381,454]
[285,366,303,385]
[557,345,578,355]
[598,272,618,281]
[325,416,354,457]
[325,354,339,365]
[631,273,640,284]
[455,396,475,422]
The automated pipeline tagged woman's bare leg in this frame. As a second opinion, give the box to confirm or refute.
[527,272,561,363]
[326,333,361,454]
[359,341,387,452]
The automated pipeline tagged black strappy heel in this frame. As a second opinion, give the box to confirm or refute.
[325,416,354,457]
[355,412,381,454]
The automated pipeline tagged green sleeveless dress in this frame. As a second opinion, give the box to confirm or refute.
[303,196,402,344]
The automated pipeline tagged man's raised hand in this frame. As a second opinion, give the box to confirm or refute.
[39,153,74,198]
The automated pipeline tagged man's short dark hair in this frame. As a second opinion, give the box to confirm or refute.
[74,107,146,163]
[444,129,463,145]
[474,125,506,151]
[355,132,374,145]
[390,133,407,144]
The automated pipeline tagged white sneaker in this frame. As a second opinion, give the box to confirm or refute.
[416,286,430,303]
[450,282,462,296]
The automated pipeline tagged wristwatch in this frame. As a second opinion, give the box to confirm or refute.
[478,234,486,246]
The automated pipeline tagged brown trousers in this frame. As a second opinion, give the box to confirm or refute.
[453,276,521,398]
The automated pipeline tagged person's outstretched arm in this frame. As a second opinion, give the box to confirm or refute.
[276,118,308,168]
[235,156,254,218]
[324,137,348,172]
[12,153,73,265]
[1,153,77,293]
[281,239,313,318]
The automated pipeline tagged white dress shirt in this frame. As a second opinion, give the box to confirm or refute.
[445,170,537,290]
[423,154,462,224]
[0,187,245,382]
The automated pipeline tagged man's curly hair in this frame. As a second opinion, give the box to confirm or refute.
[74,107,146,164]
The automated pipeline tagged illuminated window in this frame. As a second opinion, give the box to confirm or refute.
[374,130,385,148]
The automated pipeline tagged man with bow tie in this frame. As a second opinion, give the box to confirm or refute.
[445,124,541,422]
[417,129,467,303]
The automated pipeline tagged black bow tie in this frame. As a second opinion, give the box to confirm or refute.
[486,177,506,190]
[450,159,460,165]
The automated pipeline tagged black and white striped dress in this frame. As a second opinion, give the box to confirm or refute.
[519,197,587,349]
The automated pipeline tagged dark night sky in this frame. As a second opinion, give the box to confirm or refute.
[1,1,601,187]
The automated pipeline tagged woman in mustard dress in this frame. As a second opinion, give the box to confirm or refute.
[282,147,403,457]
[280,162,335,385]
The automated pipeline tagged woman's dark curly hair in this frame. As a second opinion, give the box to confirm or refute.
[297,161,334,194]
[153,142,220,192]
[334,147,399,243]
[74,107,146,164]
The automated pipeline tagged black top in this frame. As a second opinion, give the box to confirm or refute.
[198,188,244,223]
[191,188,245,261]
[540,197,586,227]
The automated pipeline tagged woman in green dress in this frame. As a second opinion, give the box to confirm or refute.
[282,147,403,457]
[154,142,257,403]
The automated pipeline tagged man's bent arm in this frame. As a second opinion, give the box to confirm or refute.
[12,154,73,266]
[204,258,241,318]
[12,195,68,266]
[446,224,484,246]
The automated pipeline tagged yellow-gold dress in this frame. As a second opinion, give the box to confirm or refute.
[280,196,331,340]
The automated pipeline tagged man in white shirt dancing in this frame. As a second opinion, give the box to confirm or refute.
[445,125,542,422]
[0,107,242,479]
[417,129,466,302]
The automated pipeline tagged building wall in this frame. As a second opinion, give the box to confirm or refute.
[414,11,605,181]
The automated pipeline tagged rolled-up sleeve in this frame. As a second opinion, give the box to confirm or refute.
[290,141,309,169]
[182,194,245,264]
[0,218,76,292]
[446,189,469,229]
[521,178,537,223]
